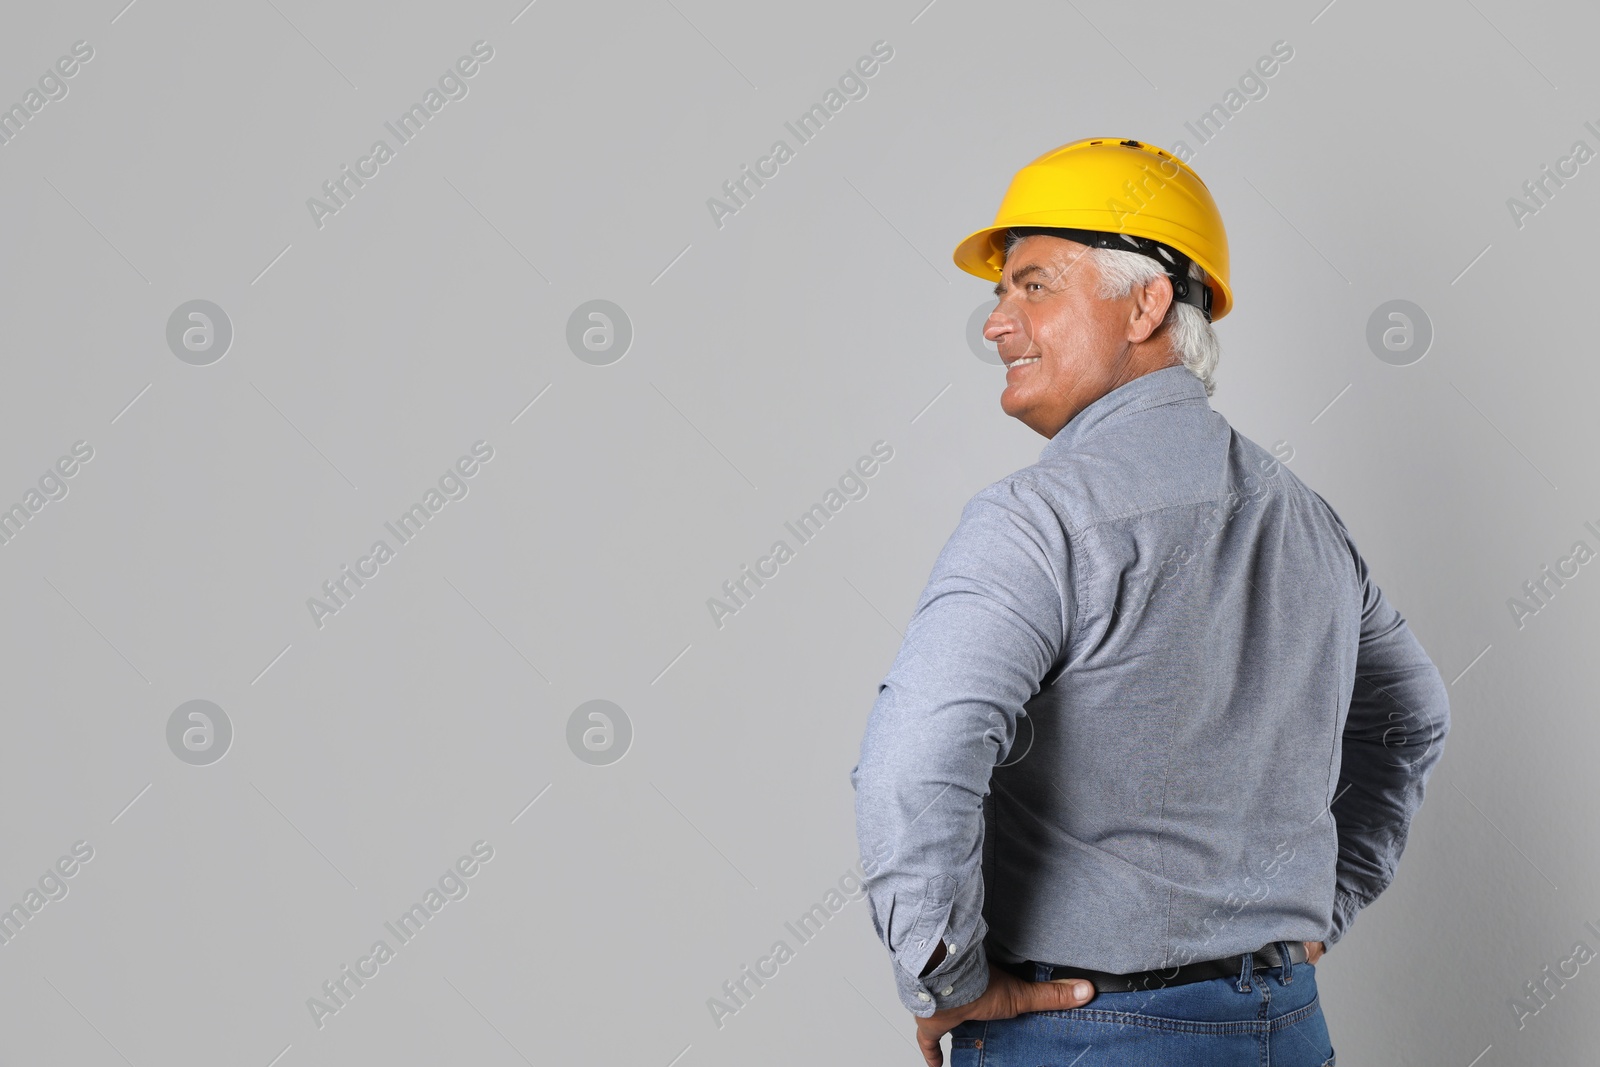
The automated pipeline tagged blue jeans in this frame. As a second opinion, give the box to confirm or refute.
[950,946,1335,1066]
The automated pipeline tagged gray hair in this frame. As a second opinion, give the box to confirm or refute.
[1003,233,1222,396]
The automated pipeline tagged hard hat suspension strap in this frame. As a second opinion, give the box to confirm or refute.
[1005,226,1214,322]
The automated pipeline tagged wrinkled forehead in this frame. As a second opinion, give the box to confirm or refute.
[999,233,1098,286]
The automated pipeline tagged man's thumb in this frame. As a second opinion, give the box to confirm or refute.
[1034,979,1095,1010]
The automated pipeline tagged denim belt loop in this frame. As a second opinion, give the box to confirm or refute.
[1235,949,1254,992]
[1276,940,1293,984]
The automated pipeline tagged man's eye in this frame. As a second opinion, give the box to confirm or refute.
[1026,282,1044,292]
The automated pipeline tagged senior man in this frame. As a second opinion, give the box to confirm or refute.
[850,138,1450,1067]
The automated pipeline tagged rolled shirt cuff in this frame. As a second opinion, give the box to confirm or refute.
[894,936,990,1017]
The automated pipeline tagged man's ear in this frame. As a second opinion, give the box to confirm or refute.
[1127,273,1175,344]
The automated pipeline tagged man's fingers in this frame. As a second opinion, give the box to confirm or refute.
[1028,977,1096,1012]
[917,1028,943,1067]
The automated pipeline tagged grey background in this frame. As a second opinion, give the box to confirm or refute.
[0,0,1590,1064]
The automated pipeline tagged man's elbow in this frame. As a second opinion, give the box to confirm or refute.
[1428,665,1451,744]
[1410,666,1452,773]
[1373,666,1450,771]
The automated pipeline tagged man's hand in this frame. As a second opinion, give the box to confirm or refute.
[913,963,1095,1067]
[913,945,1323,1065]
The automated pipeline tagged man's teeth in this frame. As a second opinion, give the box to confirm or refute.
[1010,356,1041,367]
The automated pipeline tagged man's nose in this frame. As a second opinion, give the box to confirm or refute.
[985,312,1013,345]
[986,308,1030,348]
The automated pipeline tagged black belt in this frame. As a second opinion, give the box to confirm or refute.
[1000,939,1309,992]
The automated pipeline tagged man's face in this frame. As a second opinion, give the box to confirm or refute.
[985,234,1157,438]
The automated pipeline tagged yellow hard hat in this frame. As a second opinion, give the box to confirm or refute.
[952,137,1233,320]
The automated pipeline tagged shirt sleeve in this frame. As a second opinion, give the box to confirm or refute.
[1321,505,1451,948]
[850,477,1072,1016]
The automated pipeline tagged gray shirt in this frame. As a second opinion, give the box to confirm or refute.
[850,365,1450,1017]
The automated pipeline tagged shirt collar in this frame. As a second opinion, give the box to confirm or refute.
[1041,365,1210,458]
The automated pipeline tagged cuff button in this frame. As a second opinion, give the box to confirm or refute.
[916,992,932,1002]
[940,986,954,996]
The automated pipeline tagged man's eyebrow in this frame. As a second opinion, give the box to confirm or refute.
[994,263,1048,297]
